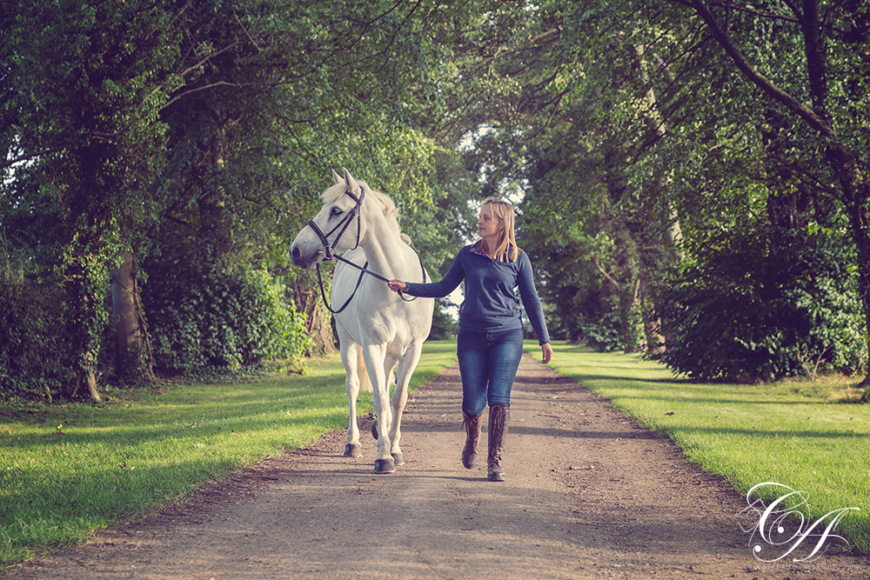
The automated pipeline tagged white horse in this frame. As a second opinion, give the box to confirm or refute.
[290,168,434,474]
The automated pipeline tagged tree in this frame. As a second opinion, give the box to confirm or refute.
[2,0,184,398]
[674,0,870,391]
[431,0,868,385]
[446,2,682,351]
[1,0,484,398]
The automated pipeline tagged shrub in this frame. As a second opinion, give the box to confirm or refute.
[0,275,76,401]
[428,299,458,340]
[143,266,308,375]
[576,293,645,353]
[649,228,867,382]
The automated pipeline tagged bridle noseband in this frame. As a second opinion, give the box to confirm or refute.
[306,186,426,314]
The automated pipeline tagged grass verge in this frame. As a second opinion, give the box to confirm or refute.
[526,341,870,554]
[0,341,457,568]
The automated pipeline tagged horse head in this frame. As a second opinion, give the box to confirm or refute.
[290,168,369,269]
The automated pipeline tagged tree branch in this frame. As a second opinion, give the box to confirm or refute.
[471,27,563,72]
[687,0,835,137]
[592,256,622,290]
[710,0,799,23]
[800,0,830,122]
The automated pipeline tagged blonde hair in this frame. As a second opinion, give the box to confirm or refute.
[480,197,520,263]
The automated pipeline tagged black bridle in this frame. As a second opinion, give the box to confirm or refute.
[307,187,426,314]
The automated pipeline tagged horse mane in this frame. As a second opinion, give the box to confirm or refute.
[322,181,410,245]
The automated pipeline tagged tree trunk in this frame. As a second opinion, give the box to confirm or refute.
[198,122,234,262]
[638,274,666,355]
[85,364,100,401]
[73,366,101,401]
[635,44,683,248]
[844,184,870,397]
[65,232,105,402]
[198,196,232,261]
[290,273,336,354]
[635,44,680,352]
[71,327,101,402]
[111,250,144,379]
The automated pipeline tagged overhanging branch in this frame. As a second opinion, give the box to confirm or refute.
[686,0,835,137]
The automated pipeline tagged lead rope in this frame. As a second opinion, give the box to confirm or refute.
[315,249,427,314]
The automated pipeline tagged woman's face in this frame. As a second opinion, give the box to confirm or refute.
[477,204,504,240]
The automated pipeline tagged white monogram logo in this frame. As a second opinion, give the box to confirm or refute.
[737,482,859,562]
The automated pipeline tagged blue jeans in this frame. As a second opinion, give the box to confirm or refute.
[456,328,524,416]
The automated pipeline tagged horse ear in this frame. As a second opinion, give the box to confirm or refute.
[331,168,342,185]
[342,168,359,192]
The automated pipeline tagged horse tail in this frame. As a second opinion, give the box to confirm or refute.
[357,352,373,393]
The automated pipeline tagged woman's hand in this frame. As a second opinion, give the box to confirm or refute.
[387,279,406,293]
[541,343,553,365]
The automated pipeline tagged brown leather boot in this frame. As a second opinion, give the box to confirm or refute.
[487,403,509,482]
[461,412,483,469]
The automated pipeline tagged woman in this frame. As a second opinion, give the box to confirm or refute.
[387,198,553,482]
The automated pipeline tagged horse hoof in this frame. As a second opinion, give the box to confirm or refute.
[374,458,396,474]
[344,443,362,458]
[392,451,404,466]
[371,422,378,440]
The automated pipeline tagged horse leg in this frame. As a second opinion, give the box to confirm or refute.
[363,344,394,474]
[340,333,363,458]
[381,357,403,465]
[389,343,423,467]
[371,362,397,441]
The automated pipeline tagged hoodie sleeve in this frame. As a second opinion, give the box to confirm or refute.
[402,247,467,299]
[516,252,551,344]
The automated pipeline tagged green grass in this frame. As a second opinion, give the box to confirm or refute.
[526,341,870,553]
[0,341,457,567]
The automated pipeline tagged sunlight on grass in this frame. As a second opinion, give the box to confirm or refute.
[0,341,457,567]
[526,341,870,553]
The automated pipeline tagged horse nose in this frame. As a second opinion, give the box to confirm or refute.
[291,245,302,266]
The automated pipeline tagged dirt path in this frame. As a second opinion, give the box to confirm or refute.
[3,354,866,579]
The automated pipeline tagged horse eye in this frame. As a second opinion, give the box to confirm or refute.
[331,207,343,217]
